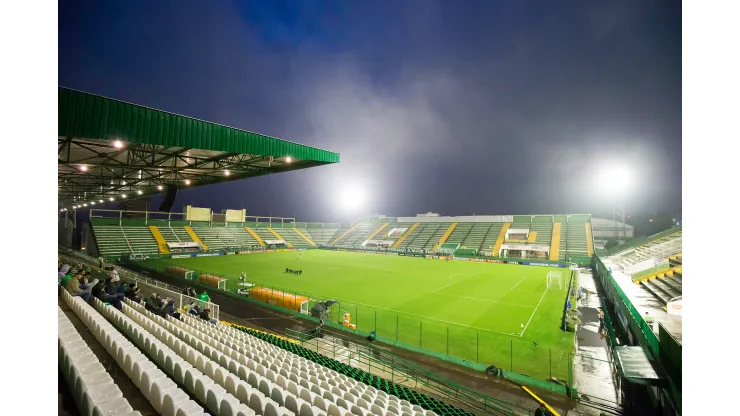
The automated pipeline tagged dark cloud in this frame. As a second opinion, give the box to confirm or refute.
[59,0,681,222]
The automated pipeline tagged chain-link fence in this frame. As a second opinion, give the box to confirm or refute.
[138,256,574,383]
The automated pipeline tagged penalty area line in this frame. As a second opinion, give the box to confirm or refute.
[433,272,480,293]
[519,287,549,337]
[510,275,527,291]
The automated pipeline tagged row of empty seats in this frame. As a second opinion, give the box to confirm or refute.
[191,226,261,251]
[61,290,209,415]
[337,223,380,246]
[158,226,195,245]
[612,233,683,271]
[397,223,451,250]
[59,305,144,416]
[94,226,160,257]
[225,325,471,415]
[124,296,455,415]
[305,229,340,245]
[275,229,314,248]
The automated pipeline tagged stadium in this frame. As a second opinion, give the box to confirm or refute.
[57,87,682,416]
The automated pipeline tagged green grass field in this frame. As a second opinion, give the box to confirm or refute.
[155,250,575,380]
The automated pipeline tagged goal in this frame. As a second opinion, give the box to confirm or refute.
[546,271,564,291]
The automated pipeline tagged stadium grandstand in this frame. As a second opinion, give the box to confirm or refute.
[58,87,681,416]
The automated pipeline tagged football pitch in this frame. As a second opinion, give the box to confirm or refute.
[159,250,575,380]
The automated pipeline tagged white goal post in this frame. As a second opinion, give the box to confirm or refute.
[546,271,564,291]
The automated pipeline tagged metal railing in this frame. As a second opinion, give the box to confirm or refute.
[57,248,220,319]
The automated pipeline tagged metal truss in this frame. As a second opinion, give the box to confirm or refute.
[58,137,314,210]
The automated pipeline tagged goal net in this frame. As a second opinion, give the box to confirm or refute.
[546,271,564,291]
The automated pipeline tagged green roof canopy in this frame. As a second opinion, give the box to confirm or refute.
[59,87,338,163]
[58,87,339,210]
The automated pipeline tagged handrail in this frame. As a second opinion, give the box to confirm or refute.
[287,326,532,415]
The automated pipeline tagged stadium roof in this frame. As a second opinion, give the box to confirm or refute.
[58,87,339,210]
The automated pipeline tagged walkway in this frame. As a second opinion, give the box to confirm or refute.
[572,269,622,412]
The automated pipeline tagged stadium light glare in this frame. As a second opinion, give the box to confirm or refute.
[79,165,88,172]
[113,140,124,148]
[83,204,88,207]
[340,187,366,211]
[99,200,104,203]
[109,197,114,201]
[285,156,292,163]
[224,170,230,176]
[137,190,143,195]
[185,179,191,185]
[597,164,631,196]
[121,194,127,199]
[157,185,163,191]
[90,202,95,205]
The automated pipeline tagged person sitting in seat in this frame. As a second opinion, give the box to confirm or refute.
[188,302,202,316]
[125,283,142,303]
[92,281,122,310]
[200,308,218,324]
[144,293,163,313]
[105,272,125,301]
[65,274,90,302]
[160,298,181,320]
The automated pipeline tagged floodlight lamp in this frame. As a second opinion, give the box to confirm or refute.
[113,140,124,148]
[224,170,230,176]
[121,194,127,199]
[137,190,143,195]
[185,179,191,185]
[79,165,88,172]
[157,185,163,191]
[340,187,366,211]
[109,197,114,201]
[90,202,95,205]
[99,200,104,203]
[285,156,292,164]
[83,204,88,207]
[597,164,631,197]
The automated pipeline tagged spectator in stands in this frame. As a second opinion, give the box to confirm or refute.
[534,402,550,416]
[183,287,197,298]
[144,293,163,313]
[200,308,217,324]
[65,274,90,302]
[160,298,181,320]
[105,272,125,301]
[92,281,122,310]
[59,264,70,275]
[125,283,142,303]
[188,302,202,316]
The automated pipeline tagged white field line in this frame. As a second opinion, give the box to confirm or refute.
[432,292,535,308]
[510,275,528,290]
[432,272,480,293]
[346,298,521,337]
[519,287,549,337]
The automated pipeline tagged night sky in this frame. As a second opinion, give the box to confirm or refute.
[59,0,681,224]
